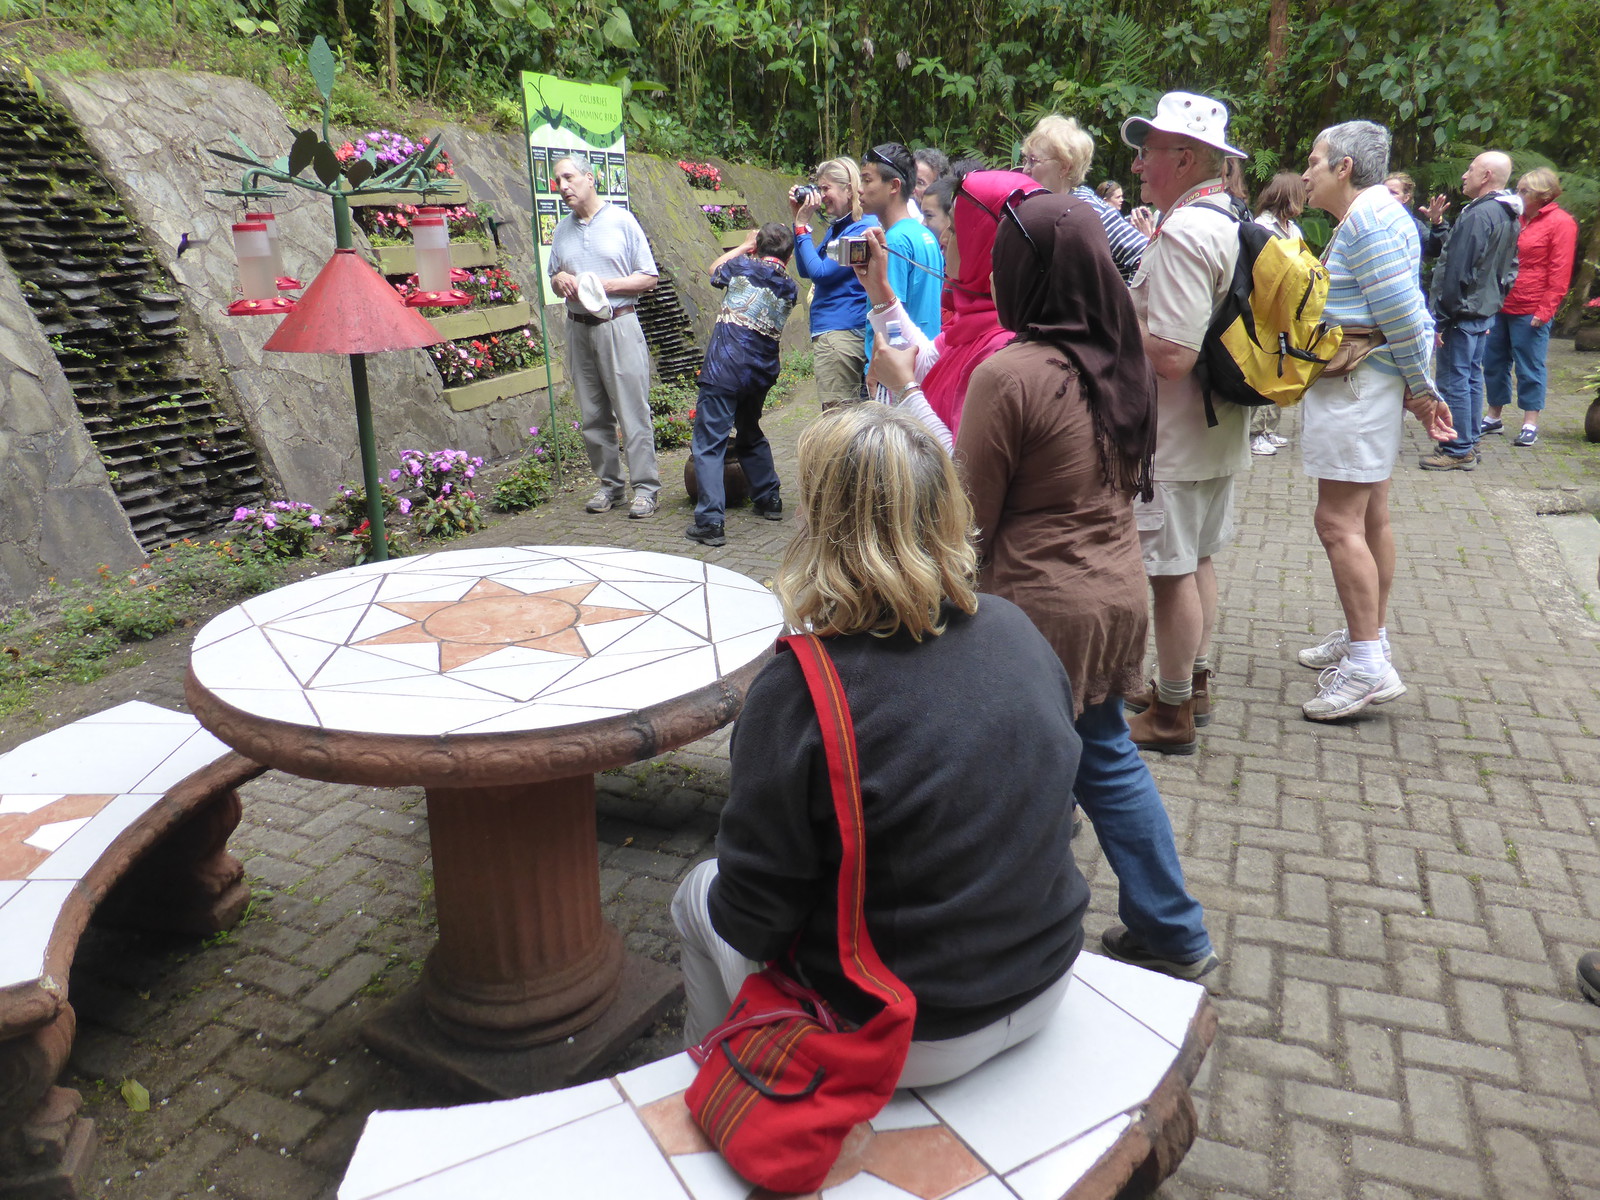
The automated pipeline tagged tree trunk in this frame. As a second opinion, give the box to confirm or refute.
[383,0,398,98]
[1260,0,1290,150]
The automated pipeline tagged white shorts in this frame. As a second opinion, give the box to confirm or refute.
[1300,362,1405,483]
[1135,476,1236,576]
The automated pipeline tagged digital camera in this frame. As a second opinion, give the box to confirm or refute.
[826,236,870,266]
[793,183,818,205]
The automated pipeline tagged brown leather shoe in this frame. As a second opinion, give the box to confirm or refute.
[1124,671,1212,727]
[1126,697,1197,755]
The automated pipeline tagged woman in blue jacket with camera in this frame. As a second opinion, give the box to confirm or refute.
[790,158,879,410]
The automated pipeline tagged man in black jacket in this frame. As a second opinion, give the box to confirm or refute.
[1420,151,1521,470]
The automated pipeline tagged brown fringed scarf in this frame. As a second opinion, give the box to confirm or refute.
[990,193,1158,501]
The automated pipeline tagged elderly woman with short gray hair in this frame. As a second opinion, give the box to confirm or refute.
[1020,114,1147,282]
[1293,120,1454,722]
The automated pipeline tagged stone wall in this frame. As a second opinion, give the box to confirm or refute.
[42,71,539,509]
[0,253,143,605]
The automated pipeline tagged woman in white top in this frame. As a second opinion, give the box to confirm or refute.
[1247,171,1310,455]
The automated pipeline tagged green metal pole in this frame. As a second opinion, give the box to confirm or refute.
[333,189,388,561]
[520,75,562,486]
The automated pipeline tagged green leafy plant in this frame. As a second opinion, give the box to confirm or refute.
[229,501,326,558]
[409,491,487,538]
[492,456,555,511]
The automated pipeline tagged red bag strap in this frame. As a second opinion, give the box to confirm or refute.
[780,633,913,1009]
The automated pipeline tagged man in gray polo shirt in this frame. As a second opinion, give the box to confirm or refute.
[548,155,661,517]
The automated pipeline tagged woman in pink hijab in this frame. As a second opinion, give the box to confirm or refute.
[857,169,1044,447]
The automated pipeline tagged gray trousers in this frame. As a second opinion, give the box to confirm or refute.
[670,859,1071,1089]
[566,312,659,498]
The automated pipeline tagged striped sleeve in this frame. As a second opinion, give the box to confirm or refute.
[1337,209,1436,397]
[1075,188,1147,283]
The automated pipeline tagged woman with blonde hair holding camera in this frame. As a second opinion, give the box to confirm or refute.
[791,158,880,408]
[672,403,1088,1086]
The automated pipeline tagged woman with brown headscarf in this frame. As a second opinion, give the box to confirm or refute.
[957,191,1218,981]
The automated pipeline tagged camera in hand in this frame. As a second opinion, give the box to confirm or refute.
[793,184,818,205]
[826,236,870,266]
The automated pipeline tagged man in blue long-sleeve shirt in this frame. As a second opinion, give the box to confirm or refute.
[789,159,879,409]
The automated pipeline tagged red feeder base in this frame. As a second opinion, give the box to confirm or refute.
[226,296,297,316]
[451,268,473,283]
[277,276,305,291]
[404,289,473,309]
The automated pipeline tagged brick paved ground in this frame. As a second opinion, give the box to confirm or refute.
[39,344,1600,1199]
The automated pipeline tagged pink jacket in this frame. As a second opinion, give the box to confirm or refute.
[1502,202,1579,322]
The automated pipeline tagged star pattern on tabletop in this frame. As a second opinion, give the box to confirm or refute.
[353,579,649,671]
[0,794,117,879]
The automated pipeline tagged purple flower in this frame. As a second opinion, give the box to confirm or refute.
[262,514,278,530]
[233,507,251,521]
[529,425,539,436]
[309,515,322,528]
[389,469,401,482]
[398,498,412,515]
[441,483,452,495]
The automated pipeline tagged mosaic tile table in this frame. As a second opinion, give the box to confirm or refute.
[339,953,1216,1200]
[186,546,784,1096]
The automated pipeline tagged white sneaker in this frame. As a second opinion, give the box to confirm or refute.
[1302,662,1402,721]
[1266,433,1289,446]
[585,489,622,514]
[1297,628,1391,670]
[1251,433,1278,456]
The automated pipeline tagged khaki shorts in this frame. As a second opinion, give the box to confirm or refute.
[812,328,867,409]
[1135,476,1236,576]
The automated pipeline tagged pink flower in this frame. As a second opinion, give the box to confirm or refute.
[389,468,401,481]
[233,507,251,521]
[309,515,322,528]
[398,498,412,514]
[262,514,278,530]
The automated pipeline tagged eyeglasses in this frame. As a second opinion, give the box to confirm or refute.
[1021,153,1044,170]
[1133,144,1187,163]
[863,146,909,190]
[957,179,1049,271]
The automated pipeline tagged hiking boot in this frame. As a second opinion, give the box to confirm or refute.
[1250,433,1277,456]
[752,495,784,521]
[1514,425,1539,447]
[1298,628,1391,669]
[1578,952,1600,1006]
[684,521,726,547]
[1126,696,1197,754]
[1420,448,1476,471]
[1302,662,1405,721]
[628,494,660,519]
[1100,926,1219,981]
[1124,670,1211,727]
[1481,417,1504,435]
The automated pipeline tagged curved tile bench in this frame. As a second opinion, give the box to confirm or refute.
[0,701,265,1199]
[340,952,1216,1200]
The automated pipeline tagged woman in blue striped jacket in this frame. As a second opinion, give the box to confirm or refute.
[1293,120,1456,722]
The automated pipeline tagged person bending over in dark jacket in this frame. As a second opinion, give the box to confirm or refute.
[672,403,1089,1088]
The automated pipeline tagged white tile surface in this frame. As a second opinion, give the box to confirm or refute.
[208,688,321,727]
[712,628,782,678]
[24,817,89,853]
[0,880,74,988]
[669,1151,753,1200]
[270,606,374,647]
[305,691,511,737]
[77,701,191,725]
[340,1080,621,1199]
[589,581,700,612]
[657,591,711,640]
[132,728,232,793]
[914,978,1182,1175]
[545,647,720,710]
[190,604,254,650]
[452,701,632,736]
[352,1102,689,1200]
[439,658,592,704]
[310,648,446,690]
[824,1173,919,1199]
[1004,1114,1131,1200]
[29,794,161,880]
[614,1051,697,1107]
[0,880,22,907]
[946,1177,1018,1200]
[191,628,305,695]
[0,718,200,794]
[870,1092,940,1131]
[1071,952,1203,1049]
[707,587,786,643]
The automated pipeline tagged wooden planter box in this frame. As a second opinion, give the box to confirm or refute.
[427,301,534,341]
[349,179,471,208]
[718,229,756,250]
[374,241,497,276]
[444,362,563,413]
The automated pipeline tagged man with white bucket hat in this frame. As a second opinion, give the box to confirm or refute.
[1118,92,1250,757]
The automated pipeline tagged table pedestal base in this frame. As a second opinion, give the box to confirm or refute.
[361,955,682,1099]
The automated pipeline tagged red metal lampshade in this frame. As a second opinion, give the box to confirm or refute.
[264,249,442,354]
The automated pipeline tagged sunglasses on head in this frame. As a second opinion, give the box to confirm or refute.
[863,146,909,188]
[956,179,1049,271]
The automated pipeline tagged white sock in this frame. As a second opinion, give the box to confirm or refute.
[1347,640,1385,674]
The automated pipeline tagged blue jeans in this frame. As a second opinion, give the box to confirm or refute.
[1436,324,1489,458]
[1484,312,1550,414]
[690,381,781,526]
[1073,699,1212,962]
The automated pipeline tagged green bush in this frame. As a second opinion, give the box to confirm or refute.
[410,492,487,539]
[492,457,554,512]
[653,411,694,450]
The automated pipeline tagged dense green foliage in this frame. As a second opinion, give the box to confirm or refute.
[3,0,1596,203]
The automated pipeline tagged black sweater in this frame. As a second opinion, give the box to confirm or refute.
[708,595,1089,1040]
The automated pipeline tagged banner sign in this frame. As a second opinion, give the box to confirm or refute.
[521,73,629,307]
